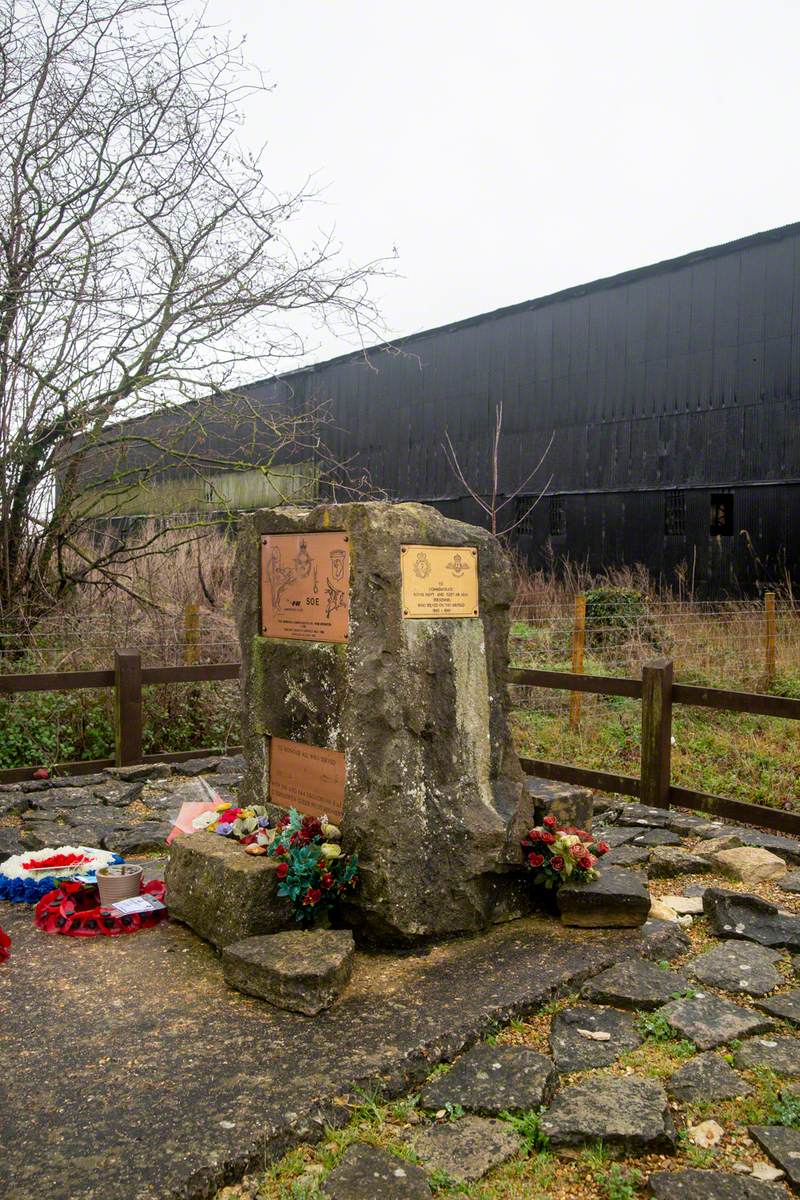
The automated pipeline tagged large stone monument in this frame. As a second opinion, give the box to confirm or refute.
[233,501,531,945]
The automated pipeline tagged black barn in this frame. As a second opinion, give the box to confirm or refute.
[91,222,800,595]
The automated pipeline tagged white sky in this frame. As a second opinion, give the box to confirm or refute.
[204,0,800,368]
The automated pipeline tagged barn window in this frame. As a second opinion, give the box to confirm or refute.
[549,495,566,537]
[513,496,538,536]
[664,490,686,536]
[710,493,734,536]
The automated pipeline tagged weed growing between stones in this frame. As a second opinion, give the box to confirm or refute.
[498,1107,549,1153]
[597,1163,643,1200]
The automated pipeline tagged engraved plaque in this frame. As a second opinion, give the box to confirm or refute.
[269,736,345,823]
[400,545,479,618]
[261,531,349,642]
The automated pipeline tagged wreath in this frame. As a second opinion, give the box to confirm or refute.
[35,879,167,937]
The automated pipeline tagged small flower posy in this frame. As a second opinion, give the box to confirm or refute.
[267,809,358,924]
[521,814,609,889]
[194,803,271,846]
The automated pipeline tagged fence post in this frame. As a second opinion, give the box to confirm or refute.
[114,650,142,767]
[184,602,199,665]
[640,657,673,809]
[569,593,586,730]
[765,592,776,687]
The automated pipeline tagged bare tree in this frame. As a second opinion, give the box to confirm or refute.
[0,0,386,633]
[442,402,553,538]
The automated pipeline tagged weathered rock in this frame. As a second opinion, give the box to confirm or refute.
[616,803,671,828]
[639,918,691,962]
[749,1127,800,1189]
[666,813,723,837]
[539,1075,676,1151]
[695,822,736,840]
[593,797,622,818]
[734,1036,800,1075]
[412,1115,521,1183]
[419,1043,556,1115]
[656,993,776,1049]
[548,1005,642,1071]
[667,1051,753,1102]
[709,848,788,885]
[648,847,714,879]
[217,753,246,774]
[648,1169,789,1198]
[687,942,783,996]
[581,957,688,1010]
[603,844,653,869]
[0,829,22,863]
[699,833,744,856]
[173,757,222,777]
[558,865,650,928]
[650,898,681,922]
[631,828,683,847]
[104,822,172,856]
[322,1144,431,1198]
[235,502,529,946]
[704,889,800,951]
[779,871,800,895]
[222,929,354,1015]
[524,777,593,831]
[661,895,704,915]
[90,780,144,806]
[0,791,32,818]
[594,826,642,848]
[165,830,293,948]
[24,785,98,809]
[105,763,172,782]
[755,989,800,1027]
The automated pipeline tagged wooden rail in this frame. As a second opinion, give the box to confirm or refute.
[0,653,241,783]
[510,662,800,836]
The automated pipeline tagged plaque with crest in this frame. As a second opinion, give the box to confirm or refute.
[400,545,479,618]
[260,532,349,642]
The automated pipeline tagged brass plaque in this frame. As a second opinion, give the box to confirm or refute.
[269,736,345,823]
[400,545,479,618]
[261,531,349,643]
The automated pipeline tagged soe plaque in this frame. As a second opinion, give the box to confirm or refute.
[269,736,345,823]
[400,545,479,618]
[261,531,349,643]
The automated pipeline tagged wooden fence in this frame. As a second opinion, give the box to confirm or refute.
[0,651,240,784]
[510,658,800,837]
[2,651,799,841]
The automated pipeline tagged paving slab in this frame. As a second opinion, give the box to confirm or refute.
[549,1004,642,1071]
[616,803,671,828]
[639,918,691,962]
[322,1144,431,1198]
[755,989,800,1027]
[649,847,715,879]
[657,993,777,1049]
[704,889,800,951]
[540,1075,676,1151]
[411,1115,520,1183]
[418,1043,556,1115]
[580,956,689,1010]
[603,844,653,869]
[749,1126,800,1189]
[558,865,650,928]
[648,1168,789,1198]
[631,828,683,847]
[687,942,783,996]
[0,907,635,1200]
[666,1051,753,1102]
[734,1036,800,1076]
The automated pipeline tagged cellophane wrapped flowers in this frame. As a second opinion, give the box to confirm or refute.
[521,815,609,889]
[194,803,271,845]
[267,808,358,923]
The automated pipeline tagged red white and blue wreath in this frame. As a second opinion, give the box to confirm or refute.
[0,845,122,904]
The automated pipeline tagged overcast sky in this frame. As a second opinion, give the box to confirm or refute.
[204,0,800,368]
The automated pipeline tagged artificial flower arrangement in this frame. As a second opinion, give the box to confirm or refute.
[521,815,609,889]
[267,808,358,924]
[192,803,271,846]
[0,845,122,904]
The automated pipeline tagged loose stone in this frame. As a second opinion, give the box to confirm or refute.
[411,1115,521,1183]
[667,1051,753,1103]
[648,846,715,879]
[549,1005,642,1072]
[687,942,783,996]
[639,918,691,962]
[580,957,689,1010]
[709,848,788,885]
[322,1144,432,1199]
[755,989,800,1027]
[603,844,653,869]
[648,1168,790,1198]
[779,871,800,895]
[524,777,593,832]
[616,803,671,828]
[661,895,705,915]
[734,1037,800,1076]
[749,1127,800,1189]
[656,993,777,1049]
[703,889,800,951]
[418,1044,557,1115]
[631,828,683,847]
[557,865,650,928]
[222,929,355,1015]
[539,1075,676,1152]
[736,831,800,866]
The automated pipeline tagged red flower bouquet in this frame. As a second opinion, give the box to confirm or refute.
[267,809,358,924]
[521,820,608,890]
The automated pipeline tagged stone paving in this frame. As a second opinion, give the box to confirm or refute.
[4,777,800,1198]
